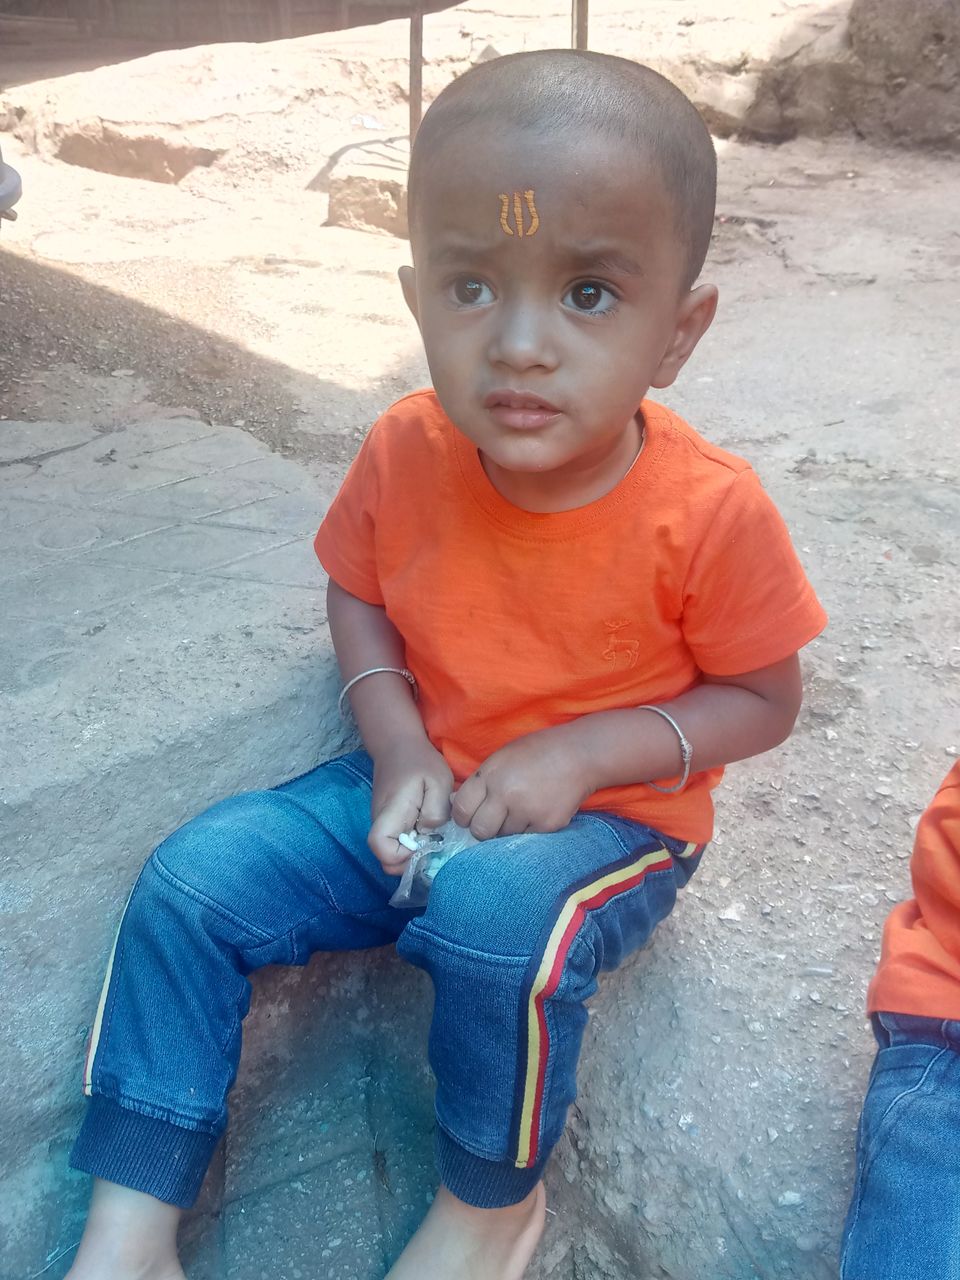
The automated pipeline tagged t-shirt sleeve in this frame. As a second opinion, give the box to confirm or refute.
[313,428,384,606]
[682,468,827,675]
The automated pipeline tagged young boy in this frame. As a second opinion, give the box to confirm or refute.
[840,761,960,1278]
[66,51,826,1280]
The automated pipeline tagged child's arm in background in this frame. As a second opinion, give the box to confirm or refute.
[327,579,453,871]
[452,653,802,839]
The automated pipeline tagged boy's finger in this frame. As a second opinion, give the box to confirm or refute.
[418,777,452,830]
[366,820,397,859]
[369,790,422,863]
[376,847,412,876]
[372,774,426,826]
[367,826,412,874]
[498,811,528,838]
[451,773,484,828]
[467,795,508,842]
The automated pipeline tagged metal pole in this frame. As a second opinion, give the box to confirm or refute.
[409,2,424,142]
[572,0,588,50]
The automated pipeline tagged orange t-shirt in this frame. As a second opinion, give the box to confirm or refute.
[868,763,960,1019]
[314,390,826,843]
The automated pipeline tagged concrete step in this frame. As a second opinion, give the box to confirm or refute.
[0,414,365,1277]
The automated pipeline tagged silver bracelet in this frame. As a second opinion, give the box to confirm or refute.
[338,666,418,718]
[637,704,693,794]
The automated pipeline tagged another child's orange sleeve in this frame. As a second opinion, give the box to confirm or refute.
[868,763,960,1020]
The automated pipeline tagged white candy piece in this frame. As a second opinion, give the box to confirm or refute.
[397,831,419,852]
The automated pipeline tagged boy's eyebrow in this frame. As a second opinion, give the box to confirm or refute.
[426,240,500,268]
[425,240,645,277]
[561,244,646,277]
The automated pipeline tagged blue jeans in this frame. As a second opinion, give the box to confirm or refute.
[840,1012,960,1279]
[71,751,702,1209]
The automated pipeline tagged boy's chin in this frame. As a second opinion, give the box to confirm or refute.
[478,440,560,469]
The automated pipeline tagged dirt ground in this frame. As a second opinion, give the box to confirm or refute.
[1,10,959,1276]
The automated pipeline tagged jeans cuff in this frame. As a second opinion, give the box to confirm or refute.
[435,1126,545,1208]
[70,1096,219,1209]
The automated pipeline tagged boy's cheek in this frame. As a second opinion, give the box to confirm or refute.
[423,334,472,385]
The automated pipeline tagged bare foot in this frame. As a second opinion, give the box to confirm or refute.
[385,1182,546,1280]
[65,1179,185,1280]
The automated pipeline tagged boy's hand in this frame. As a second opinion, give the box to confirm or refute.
[451,654,806,843]
[369,736,454,874]
[452,729,593,840]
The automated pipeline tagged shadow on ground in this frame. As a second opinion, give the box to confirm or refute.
[0,246,416,466]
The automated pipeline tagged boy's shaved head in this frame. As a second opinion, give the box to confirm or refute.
[409,50,717,287]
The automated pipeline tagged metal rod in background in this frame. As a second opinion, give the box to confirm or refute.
[409,2,424,142]
[572,0,589,50]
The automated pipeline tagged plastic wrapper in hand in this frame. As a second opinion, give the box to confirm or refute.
[388,820,479,908]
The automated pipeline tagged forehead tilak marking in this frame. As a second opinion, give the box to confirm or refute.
[498,189,540,238]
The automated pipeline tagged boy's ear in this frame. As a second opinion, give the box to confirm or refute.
[650,283,718,389]
[398,265,420,327]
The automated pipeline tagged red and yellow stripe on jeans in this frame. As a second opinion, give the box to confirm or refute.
[512,840,702,1169]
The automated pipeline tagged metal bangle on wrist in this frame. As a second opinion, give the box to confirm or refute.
[637,704,693,793]
[338,666,419,718]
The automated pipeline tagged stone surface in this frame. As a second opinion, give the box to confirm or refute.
[0,414,354,1278]
[739,0,960,149]
[846,0,960,148]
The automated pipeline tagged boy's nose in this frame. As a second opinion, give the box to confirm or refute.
[487,302,559,373]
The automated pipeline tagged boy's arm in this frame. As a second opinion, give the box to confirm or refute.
[451,653,802,839]
[327,579,453,869]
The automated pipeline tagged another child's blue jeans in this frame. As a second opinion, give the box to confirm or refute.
[840,1012,960,1279]
[71,751,702,1209]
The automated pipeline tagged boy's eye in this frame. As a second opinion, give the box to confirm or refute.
[450,277,494,306]
[564,281,617,314]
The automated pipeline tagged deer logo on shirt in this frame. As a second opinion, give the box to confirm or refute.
[602,619,640,670]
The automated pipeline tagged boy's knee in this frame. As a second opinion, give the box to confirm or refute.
[148,791,279,899]
[419,836,551,957]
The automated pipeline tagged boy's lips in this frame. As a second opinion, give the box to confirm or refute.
[484,389,562,430]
